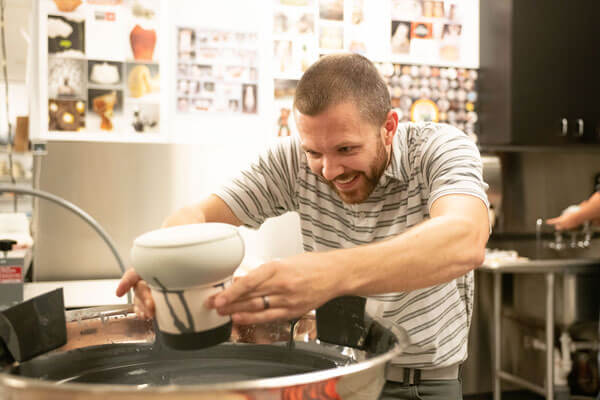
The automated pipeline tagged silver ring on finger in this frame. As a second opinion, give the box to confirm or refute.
[262,295,270,310]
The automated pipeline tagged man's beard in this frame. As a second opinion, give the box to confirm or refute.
[324,139,389,204]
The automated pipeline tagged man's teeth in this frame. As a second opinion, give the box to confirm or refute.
[336,175,356,184]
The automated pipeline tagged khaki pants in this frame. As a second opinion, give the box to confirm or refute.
[379,379,463,400]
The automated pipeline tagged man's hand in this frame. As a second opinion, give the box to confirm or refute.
[206,252,341,325]
[116,268,155,320]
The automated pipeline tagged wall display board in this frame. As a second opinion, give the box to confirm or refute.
[175,28,259,114]
[272,0,478,138]
[272,0,319,138]
[38,0,164,141]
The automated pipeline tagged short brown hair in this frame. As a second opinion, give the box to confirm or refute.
[293,53,391,127]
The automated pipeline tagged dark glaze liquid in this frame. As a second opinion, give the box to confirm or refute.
[10,343,350,386]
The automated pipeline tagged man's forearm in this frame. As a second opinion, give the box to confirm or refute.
[329,215,488,296]
[577,192,600,224]
[162,194,242,227]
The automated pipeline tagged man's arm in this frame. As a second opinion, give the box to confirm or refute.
[162,194,243,227]
[210,193,489,324]
[334,193,489,295]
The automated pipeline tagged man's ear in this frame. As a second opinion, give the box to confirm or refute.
[382,110,399,145]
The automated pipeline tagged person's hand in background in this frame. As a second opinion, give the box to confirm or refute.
[547,192,600,230]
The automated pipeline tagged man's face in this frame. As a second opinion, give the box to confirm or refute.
[295,102,394,204]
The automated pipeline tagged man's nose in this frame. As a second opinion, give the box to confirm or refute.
[321,157,344,181]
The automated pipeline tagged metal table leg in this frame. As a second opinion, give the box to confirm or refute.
[494,272,502,400]
[546,273,555,400]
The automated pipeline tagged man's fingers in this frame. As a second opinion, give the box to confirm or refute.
[116,268,142,297]
[216,295,283,316]
[133,281,155,318]
[213,265,276,307]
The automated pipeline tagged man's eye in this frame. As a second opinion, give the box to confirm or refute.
[339,147,353,153]
[306,150,320,157]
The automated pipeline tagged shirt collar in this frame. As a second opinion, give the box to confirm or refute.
[382,132,405,184]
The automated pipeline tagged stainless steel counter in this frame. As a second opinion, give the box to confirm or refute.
[481,257,600,274]
[479,257,600,400]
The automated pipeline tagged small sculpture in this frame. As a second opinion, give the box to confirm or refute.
[277,108,291,137]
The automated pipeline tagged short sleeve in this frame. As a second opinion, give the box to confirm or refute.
[418,125,490,212]
[214,137,300,229]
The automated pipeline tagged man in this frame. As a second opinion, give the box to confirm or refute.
[117,53,490,400]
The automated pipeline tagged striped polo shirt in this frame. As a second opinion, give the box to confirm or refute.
[216,122,489,368]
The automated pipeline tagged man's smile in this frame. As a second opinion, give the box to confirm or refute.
[332,173,361,191]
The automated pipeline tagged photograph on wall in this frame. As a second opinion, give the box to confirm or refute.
[87,89,123,131]
[177,27,195,60]
[422,1,445,18]
[274,79,298,99]
[125,102,159,134]
[408,22,435,58]
[48,99,85,131]
[129,24,158,62]
[48,57,86,98]
[126,62,160,99]
[274,40,293,73]
[439,23,462,61]
[88,60,123,86]
[319,24,343,50]
[176,27,259,115]
[241,84,258,113]
[391,21,411,55]
[48,14,85,57]
[275,9,315,36]
[319,0,343,21]
[85,8,127,61]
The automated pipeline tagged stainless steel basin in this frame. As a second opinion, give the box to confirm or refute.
[0,305,408,400]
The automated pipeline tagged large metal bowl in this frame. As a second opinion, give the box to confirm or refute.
[0,305,407,399]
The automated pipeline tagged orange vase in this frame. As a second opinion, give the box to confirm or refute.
[130,25,157,61]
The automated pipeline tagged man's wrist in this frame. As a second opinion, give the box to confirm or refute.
[324,247,363,297]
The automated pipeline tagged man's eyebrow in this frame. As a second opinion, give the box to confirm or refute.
[300,145,316,152]
[336,141,361,148]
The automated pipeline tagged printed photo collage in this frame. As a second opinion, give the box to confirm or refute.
[176,28,259,114]
[317,0,372,55]
[377,62,479,138]
[273,0,317,78]
[318,0,344,53]
[391,0,465,63]
[46,0,161,135]
[273,0,318,138]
